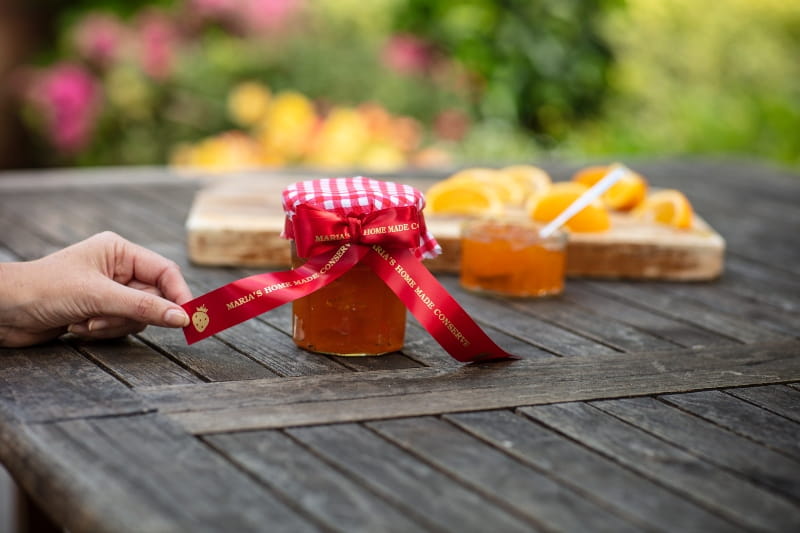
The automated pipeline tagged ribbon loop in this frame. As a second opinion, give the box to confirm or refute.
[293,203,422,258]
[347,215,362,244]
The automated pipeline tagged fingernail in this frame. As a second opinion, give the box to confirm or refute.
[165,308,190,328]
[88,318,109,332]
[68,323,89,335]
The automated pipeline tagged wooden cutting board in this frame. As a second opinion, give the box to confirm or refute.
[186,175,725,280]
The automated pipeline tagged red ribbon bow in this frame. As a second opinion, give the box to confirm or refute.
[293,204,422,258]
[182,204,515,363]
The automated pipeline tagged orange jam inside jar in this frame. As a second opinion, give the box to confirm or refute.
[460,219,566,297]
[291,245,406,356]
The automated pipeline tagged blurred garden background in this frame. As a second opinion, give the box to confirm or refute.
[1,0,798,172]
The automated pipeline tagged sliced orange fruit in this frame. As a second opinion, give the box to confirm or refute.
[525,181,588,210]
[447,167,525,206]
[572,165,610,187]
[604,173,648,211]
[526,182,611,233]
[633,189,694,229]
[425,179,504,216]
[572,164,648,211]
[499,165,552,203]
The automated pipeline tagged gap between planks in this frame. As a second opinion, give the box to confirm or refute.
[137,339,800,434]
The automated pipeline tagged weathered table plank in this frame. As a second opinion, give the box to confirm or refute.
[591,396,800,501]
[446,409,742,532]
[519,402,800,532]
[582,279,792,344]
[73,189,185,245]
[660,389,800,461]
[139,339,800,433]
[721,256,800,312]
[0,166,198,190]
[438,277,620,357]
[205,431,435,533]
[705,211,797,276]
[508,295,679,353]
[67,336,202,388]
[287,423,536,533]
[562,282,732,349]
[135,325,280,382]
[0,414,319,533]
[0,208,61,260]
[369,416,645,532]
[88,187,189,242]
[212,318,352,377]
[726,384,800,424]
[669,159,800,204]
[0,344,146,424]
[658,283,800,337]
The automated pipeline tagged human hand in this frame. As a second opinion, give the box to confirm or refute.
[0,232,192,348]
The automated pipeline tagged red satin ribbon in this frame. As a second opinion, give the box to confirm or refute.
[182,207,516,362]
[291,204,423,258]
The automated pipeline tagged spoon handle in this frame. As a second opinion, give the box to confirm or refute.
[538,164,628,239]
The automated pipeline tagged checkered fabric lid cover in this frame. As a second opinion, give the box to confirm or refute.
[282,177,441,259]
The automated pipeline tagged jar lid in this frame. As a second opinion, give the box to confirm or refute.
[282,177,441,259]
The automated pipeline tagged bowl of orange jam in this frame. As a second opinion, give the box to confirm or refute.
[460,219,567,298]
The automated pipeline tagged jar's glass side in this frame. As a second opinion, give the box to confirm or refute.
[460,220,567,297]
[291,245,406,356]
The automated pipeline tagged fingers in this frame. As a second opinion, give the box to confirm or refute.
[88,232,192,305]
[0,326,68,348]
[4,233,193,348]
[68,317,147,340]
[127,279,160,293]
[155,261,193,305]
[69,281,165,340]
[121,239,193,305]
[89,278,190,328]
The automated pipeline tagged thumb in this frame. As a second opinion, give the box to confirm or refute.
[93,279,190,328]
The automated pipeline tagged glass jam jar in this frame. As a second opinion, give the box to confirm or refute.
[282,176,439,356]
[460,219,567,297]
[290,244,407,356]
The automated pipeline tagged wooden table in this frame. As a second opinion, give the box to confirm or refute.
[1,160,799,532]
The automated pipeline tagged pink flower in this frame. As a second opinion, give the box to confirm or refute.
[190,0,238,18]
[28,64,101,153]
[240,0,304,33]
[188,0,304,34]
[135,10,180,80]
[434,109,471,141]
[72,13,127,67]
[381,34,434,76]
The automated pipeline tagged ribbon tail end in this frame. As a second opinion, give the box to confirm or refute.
[465,352,521,364]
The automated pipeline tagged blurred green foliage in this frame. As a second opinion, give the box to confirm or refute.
[567,0,800,166]
[13,0,800,168]
[392,0,617,146]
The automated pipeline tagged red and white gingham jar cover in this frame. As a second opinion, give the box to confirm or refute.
[282,177,441,259]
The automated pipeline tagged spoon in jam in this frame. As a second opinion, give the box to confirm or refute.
[538,164,630,239]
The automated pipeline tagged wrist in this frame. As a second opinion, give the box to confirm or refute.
[0,259,64,348]
[0,260,42,325]
[0,262,20,345]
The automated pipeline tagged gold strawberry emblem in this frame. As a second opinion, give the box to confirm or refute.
[192,305,210,332]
